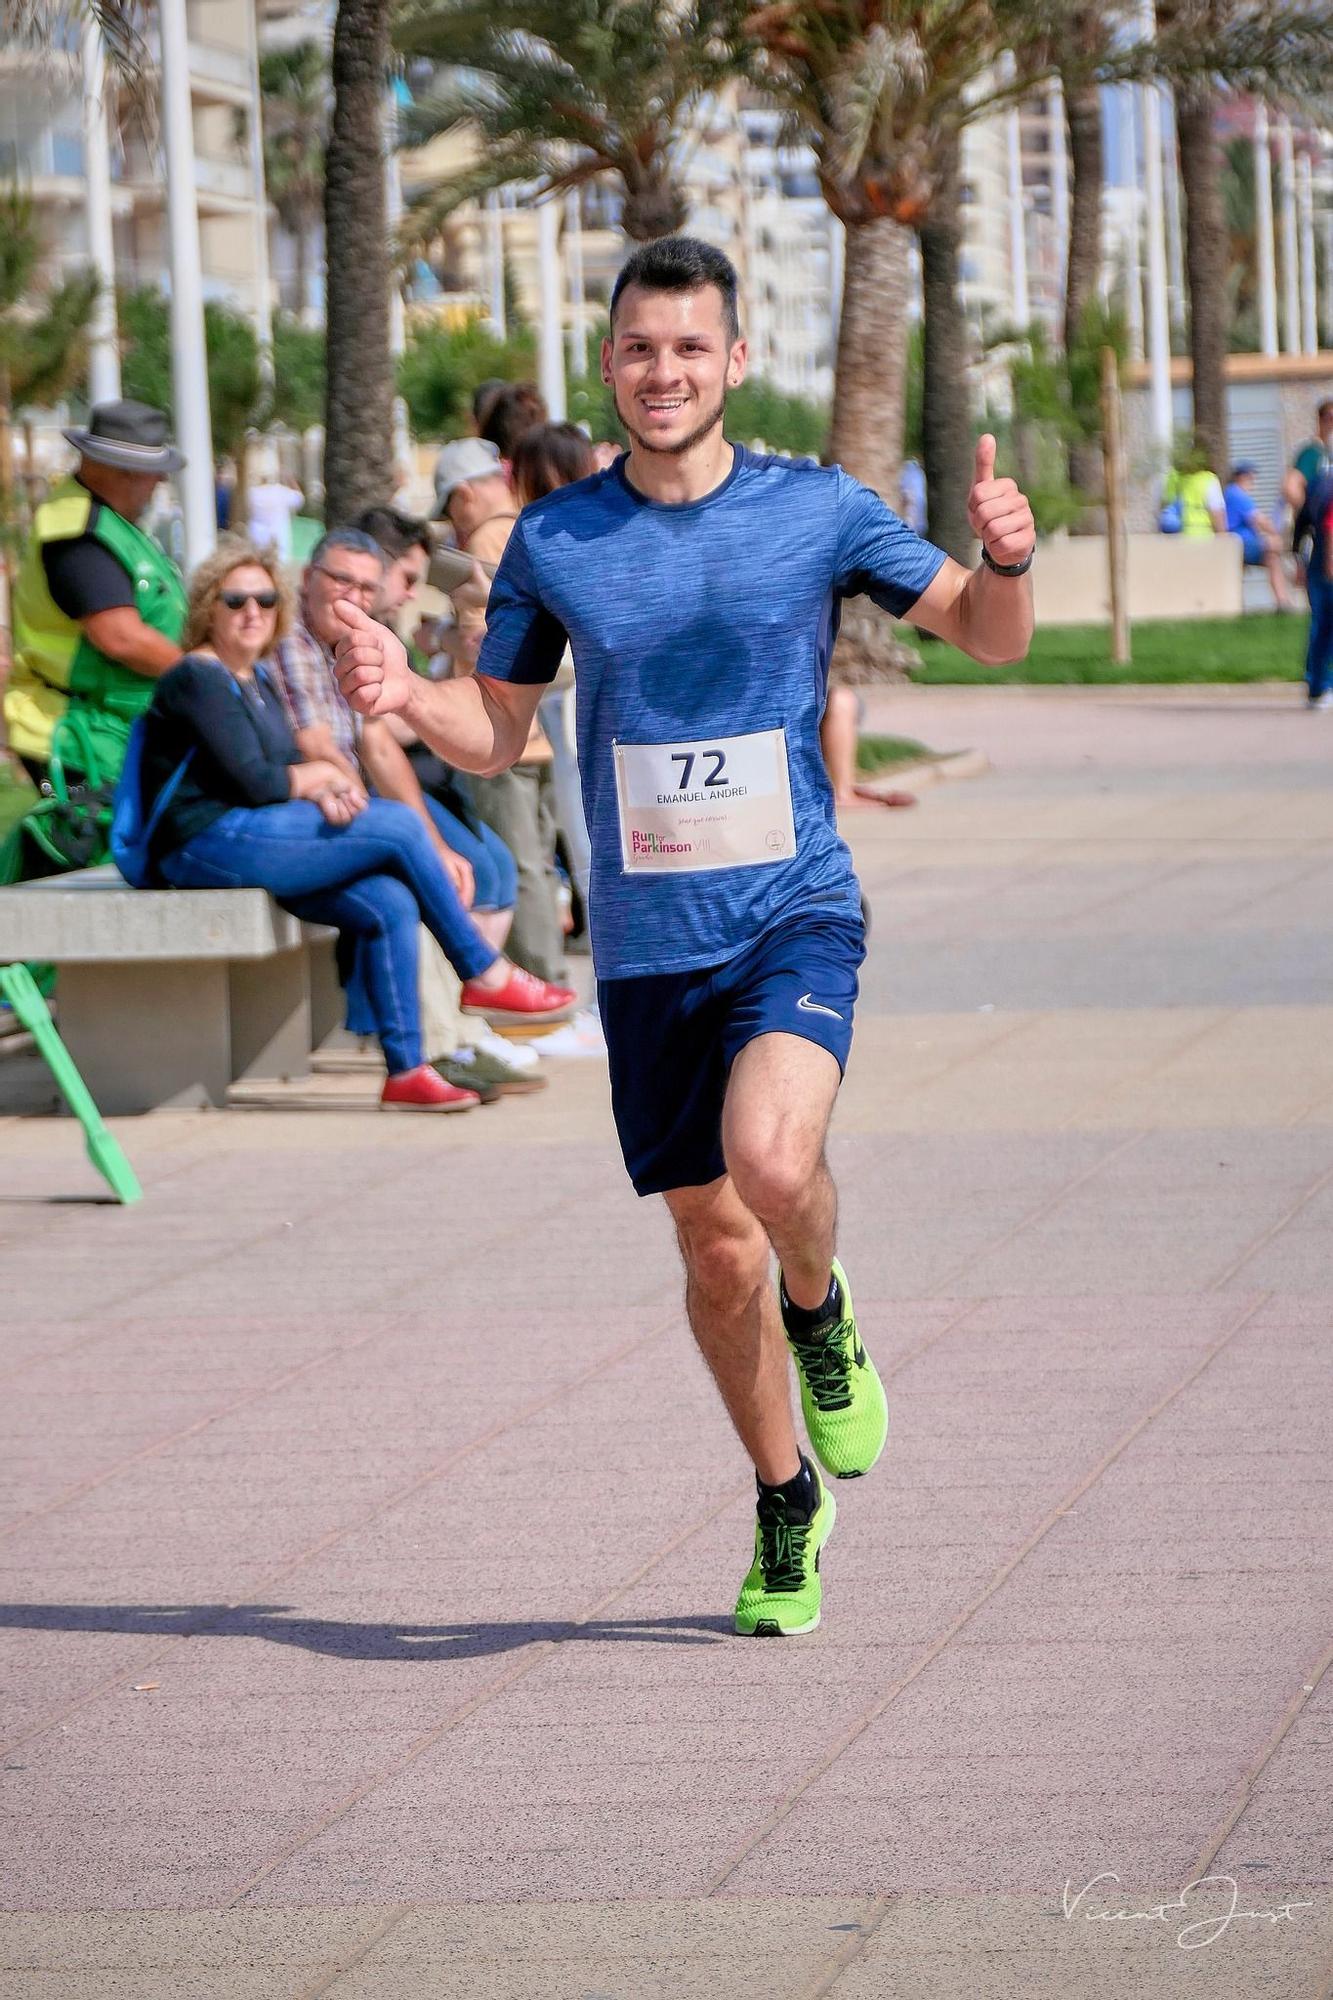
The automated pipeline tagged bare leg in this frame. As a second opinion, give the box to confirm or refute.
[724,1031,841,1308]
[820,683,861,808]
[472,908,514,951]
[665,1176,802,1486]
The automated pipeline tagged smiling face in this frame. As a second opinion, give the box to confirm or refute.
[601,284,747,459]
[211,562,279,661]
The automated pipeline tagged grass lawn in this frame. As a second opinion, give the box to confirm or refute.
[856,733,932,773]
[905,613,1308,684]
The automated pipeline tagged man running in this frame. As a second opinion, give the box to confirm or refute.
[335,237,1035,1635]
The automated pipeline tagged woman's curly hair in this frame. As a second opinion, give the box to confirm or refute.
[184,534,296,653]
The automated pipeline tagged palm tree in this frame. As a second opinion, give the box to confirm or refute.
[392,0,748,249]
[323,0,395,525]
[0,187,97,559]
[743,3,1050,552]
[256,42,329,323]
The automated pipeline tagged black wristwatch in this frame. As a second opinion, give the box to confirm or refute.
[981,543,1035,577]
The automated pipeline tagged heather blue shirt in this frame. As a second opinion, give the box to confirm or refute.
[477,445,947,979]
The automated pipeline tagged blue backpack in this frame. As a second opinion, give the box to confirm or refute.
[108,718,193,889]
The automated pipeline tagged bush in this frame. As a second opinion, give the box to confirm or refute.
[397,317,537,440]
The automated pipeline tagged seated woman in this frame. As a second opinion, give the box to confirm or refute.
[138,537,575,1112]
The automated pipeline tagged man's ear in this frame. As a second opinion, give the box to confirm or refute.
[600,335,614,387]
[727,337,749,390]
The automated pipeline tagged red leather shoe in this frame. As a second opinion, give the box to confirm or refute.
[459,965,577,1025]
[380,1065,479,1112]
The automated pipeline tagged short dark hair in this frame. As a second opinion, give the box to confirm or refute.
[472,377,508,428]
[355,506,431,561]
[1319,398,1333,422]
[478,381,549,459]
[511,423,598,506]
[309,526,384,571]
[609,236,741,345]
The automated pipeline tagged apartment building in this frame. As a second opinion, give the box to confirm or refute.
[1,0,270,321]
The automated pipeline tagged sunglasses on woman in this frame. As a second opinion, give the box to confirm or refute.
[220,588,279,611]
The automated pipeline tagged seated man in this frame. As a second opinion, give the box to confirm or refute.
[1223,463,1296,612]
[271,527,572,1033]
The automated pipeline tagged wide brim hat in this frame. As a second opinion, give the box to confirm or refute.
[62,399,185,475]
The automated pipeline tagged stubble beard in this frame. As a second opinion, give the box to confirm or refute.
[615,383,727,459]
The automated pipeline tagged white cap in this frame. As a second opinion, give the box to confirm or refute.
[433,437,504,514]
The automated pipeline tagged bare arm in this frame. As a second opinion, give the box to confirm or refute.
[81,608,182,678]
[332,601,543,777]
[903,436,1035,666]
[294,721,359,777]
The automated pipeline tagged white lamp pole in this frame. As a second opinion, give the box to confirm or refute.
[537,196,566,419]
[1297,149,1318,354]
[243,0,273,394]
[1162,96,1186,332]
[565,190,585,380]
[1253,104,1279,357]
[1139,6,1174,453]
[1276,115,1300,353]
[81,20,122,405]
[1005,68,1029,327]
[158,0,215,568]
[486,192,506,339]
[1048,80,1070,291]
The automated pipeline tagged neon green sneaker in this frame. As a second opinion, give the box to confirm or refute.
[734,1466,836,1637]
[783,1260,888,1480]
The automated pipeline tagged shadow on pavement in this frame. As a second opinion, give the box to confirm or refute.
[0,1603,730,1658]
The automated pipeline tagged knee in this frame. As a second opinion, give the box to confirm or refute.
[676,1215,769,1312]
[727,1132,819,1228]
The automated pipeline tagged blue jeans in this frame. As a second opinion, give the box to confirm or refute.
[1307,573,1333,701]
[160,799,498,1074]
[420,793,517,912]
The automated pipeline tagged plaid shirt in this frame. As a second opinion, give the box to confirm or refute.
[271,615,359,766]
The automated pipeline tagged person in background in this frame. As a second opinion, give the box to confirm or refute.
[1160,448,1225,538]
[271,527,571,1029]
[6,400,187,787]
[509,423,595,921]
[479,381,548,465]
[247,472,305,563]
[354,506,543,1098]
[1298,463,1333,709]
[470,378,509,438]
[1282,398,1333,525]
[435,441,568,983]
[1222,463,1297,612]
[899,458,928,538]
[137,537,499,1113]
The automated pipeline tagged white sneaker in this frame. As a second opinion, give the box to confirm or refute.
[469,1024,541,1072]
[1309,692,1333,710]
[534,1007,608,1060]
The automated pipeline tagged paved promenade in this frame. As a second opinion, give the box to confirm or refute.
[1,685,1331,1997]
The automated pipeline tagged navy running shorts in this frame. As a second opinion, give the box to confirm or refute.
[598,910,866,1197]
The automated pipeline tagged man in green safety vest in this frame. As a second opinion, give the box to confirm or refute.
[6,401,189,788]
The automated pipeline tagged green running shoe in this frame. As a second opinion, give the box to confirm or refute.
[783,1260,888,1480]
[734,1467,835,1637]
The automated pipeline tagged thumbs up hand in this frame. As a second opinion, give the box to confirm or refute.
[332,598,412,717]
[968,433,1035,571]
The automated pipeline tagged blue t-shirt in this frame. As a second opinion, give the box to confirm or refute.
[1223,483,1257,536]
[477,445,947,979]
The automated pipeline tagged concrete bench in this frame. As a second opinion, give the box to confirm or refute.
[1033,533,1244,625]
[0,867,340,1114]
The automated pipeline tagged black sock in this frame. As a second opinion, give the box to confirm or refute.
[757,1454,818,1524]
[780,1271,841,1336]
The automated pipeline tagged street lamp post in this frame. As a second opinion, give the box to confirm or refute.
[1139,4,1174,455]
[1276,116,1300,354]
[1253,104,1279,358]
[81,22,121,406]
[158,0,215,569]
[1297,150,1318,355]
[537,196,566,420]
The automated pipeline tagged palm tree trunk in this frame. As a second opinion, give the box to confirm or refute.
[1175,82,1229,471]
[827,213,909,499]
[1063,72,1104,499]
[323,0,393,526]
[918,133,972,561]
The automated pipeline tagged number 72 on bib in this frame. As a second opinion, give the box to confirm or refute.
[613,727,797,875]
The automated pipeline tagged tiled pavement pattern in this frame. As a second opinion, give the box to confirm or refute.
[1,686,1331,1998]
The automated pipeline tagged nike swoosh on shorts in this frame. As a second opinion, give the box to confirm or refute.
[797,993,844,1020]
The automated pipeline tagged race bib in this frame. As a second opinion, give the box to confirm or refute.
[613,727,797,874]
